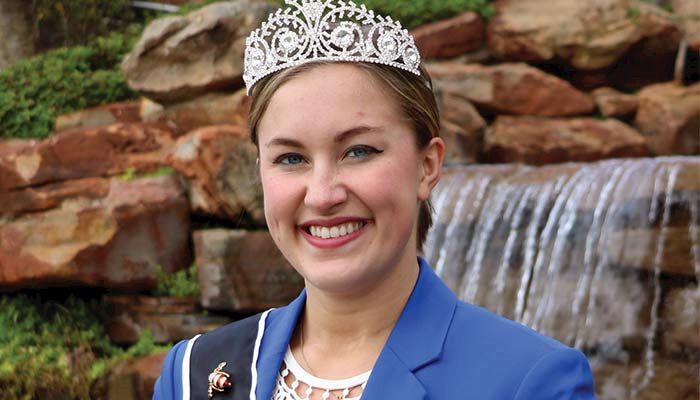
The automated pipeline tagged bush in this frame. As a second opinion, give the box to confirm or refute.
[0,28,139,140]
[0,294,168,400]
[155,264,200,298]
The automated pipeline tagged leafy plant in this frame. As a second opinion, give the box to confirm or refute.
[0,294,168,400]
[155,264,200,297]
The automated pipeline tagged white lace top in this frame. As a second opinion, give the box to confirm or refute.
[271,347,372,400]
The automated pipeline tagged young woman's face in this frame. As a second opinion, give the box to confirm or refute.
[257,64,440,295]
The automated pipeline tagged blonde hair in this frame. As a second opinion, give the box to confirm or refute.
[247,61,440,250]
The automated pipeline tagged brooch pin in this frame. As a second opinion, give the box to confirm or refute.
[208,362,232,399]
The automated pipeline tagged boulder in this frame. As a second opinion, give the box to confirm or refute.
[670,0,700,50]
[104,295,230,344]
[410,12,485,60]
[663,286,700,354]
[142,89,250,135]
[167,124,264,224]
[121,1,278,104]
[591,87,638,118]
[437,91,485,163]
[0,177,109,217]
[195,229,304,312]
[0,175,191,291]
[635,82,700,155]
[428,62,594,117]
[0,123,177,190]
[54,101,142,132]
[100,352,166,400]
[484,116,648,165]
[0,0,36,70]
[487,0,681,70]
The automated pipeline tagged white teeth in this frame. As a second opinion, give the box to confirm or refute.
[308,221,364,239]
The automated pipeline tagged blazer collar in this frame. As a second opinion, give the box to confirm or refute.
[254,257,458,399]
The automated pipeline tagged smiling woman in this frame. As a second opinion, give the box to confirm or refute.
[152,1,596,400]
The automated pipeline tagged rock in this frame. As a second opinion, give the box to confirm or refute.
[104,295,230,344]
[142,89,250,135]
[590,356,699,400]
[0,177,109,217]
[663,286,700,354]
[0,175,191,291]
[167,125,263,224]
[484,116,648,165]
[195,229,304,312]
[101,352,166,400]
[428,62,594,117]
[0,123,177,190]
[670,0,700,50]
[437,91,485,163]
[635,82,700,155]
[0,0,36,70]
[54,101,142,132]
[121,1,278,104]
[410,12,485,60]
[591,87,639,118]
[487,0,681,70]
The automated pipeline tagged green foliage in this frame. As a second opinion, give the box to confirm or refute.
[32,0,137,48]
[155,264,200,297]
[120,166,175,181]
[351,0,494,28]
[0,28,140,140]
[0,294,168,400]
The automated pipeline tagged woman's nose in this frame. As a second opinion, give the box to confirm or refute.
[304,166,348,212]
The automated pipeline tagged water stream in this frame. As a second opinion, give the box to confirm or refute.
[424,157,700,399]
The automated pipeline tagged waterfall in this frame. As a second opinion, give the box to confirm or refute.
[424,157,700,399]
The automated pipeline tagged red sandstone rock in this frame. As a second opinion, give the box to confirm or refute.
[591,87,639,118]
[484,116,648,165]
[121,1,277,104]
[0,122,177,190]
[102,352,166,400]
[663,287,700,353]
[54,101,142,132]
[194,229,304,312]
[635,82,700,155]
[167,125,263,224]
[104,295,230,344]
[0,175,191,291]
[437,91,485,163]
[0,177,109,217]
[487,0,681,70]
[670,0,700,50]
[428,62,594,117]
[410,12,485,60]
[142,89,250,135]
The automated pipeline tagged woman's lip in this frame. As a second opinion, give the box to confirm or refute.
[300,222,369,249]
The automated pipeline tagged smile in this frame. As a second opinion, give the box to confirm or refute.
[308,222,364,239]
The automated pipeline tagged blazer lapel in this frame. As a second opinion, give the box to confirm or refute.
[254,291,306,400]
[363,257,458,399]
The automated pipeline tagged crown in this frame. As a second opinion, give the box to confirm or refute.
[243,0,421,94]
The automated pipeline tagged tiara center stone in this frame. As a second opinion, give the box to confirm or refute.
[331,26,355,48]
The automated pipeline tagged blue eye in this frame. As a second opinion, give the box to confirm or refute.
[346,146,379,159]
[276,153,304,165]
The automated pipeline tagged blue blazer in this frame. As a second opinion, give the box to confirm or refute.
[154,258,595,399]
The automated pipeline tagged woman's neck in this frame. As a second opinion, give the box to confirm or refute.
[292,253,420,378]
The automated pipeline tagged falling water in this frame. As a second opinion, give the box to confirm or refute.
[423,157,700,400]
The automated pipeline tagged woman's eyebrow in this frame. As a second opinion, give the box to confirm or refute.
[334,125,381,143]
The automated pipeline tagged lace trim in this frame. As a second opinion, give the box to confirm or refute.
[271,347,371,400]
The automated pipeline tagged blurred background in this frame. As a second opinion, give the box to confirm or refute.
[0,0,698,399]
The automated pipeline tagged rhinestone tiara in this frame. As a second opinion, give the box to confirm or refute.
[243,0,422,94]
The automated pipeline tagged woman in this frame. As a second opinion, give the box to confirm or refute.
[154,1,596,399]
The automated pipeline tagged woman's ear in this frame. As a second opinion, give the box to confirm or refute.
[418,137,445,201]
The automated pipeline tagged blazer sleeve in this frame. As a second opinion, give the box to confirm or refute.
[152,339,190,400]
[513,347,596,400]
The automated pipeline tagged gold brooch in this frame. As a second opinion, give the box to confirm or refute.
[207,362,232,399]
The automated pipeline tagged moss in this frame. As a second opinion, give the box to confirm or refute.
[0,294,168,400]
[155,264,200,298]
[0,27,140,140]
